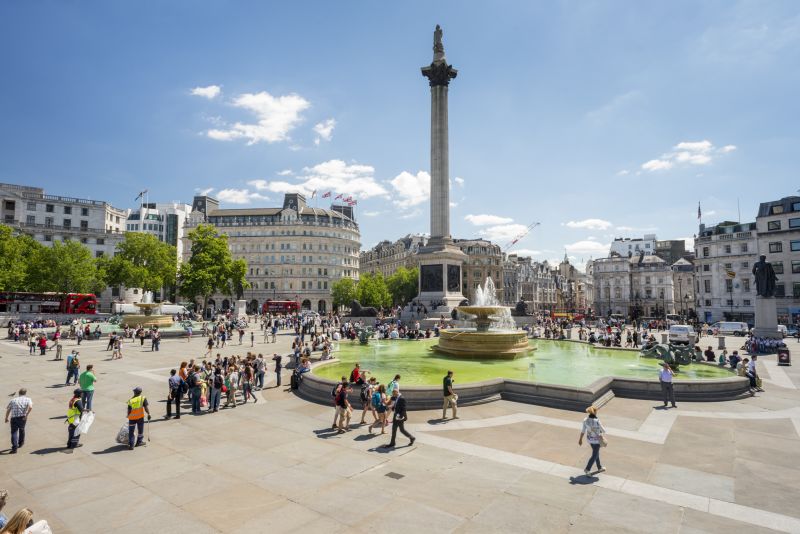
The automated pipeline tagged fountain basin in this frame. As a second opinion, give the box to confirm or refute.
[118,314,174,328]
[434,329,532,359]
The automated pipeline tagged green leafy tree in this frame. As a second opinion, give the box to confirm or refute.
[331,277,357,310]
[27,239,105,294]
[0,225,43,291]
[356,272,391,309]
[387,266,418,306]
[101,232,178,293]
[178,224,249,311]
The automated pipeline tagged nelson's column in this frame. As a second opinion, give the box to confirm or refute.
[406,25,467,319]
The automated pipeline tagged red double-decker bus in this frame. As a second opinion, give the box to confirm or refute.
[262,300,299,314]
[0,292,97,314]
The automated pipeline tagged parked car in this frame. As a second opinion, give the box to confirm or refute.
[668,325,694,345]
[710,321,749,336]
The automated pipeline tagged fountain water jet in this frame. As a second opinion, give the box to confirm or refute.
[433,277,533,359]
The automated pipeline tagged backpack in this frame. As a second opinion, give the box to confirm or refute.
[213,374,223,389]
[360,383,370,402]
[70,357,80,369]
[371,391,382,408]
[331,384,340,398]
[187,373,197,388]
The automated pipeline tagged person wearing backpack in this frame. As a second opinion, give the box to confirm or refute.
[65,351,80,386]
[369,384,388,435]
[188,366,202,414]
[166,369,183,419]
[359,377,378,425]
[335,378,352,434]
[209,368,223,412]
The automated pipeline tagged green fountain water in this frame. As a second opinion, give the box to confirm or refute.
[313,338,734,387]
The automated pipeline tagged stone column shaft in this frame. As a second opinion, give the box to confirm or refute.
[430,85,450,241]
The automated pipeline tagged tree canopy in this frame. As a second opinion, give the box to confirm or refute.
[26,239,106,294]
[100,232,177,293]
[178,224,249,308]
[331,277,357,309]
[356,272,392,309]
[0,225,42,291]
[387,266,418,306]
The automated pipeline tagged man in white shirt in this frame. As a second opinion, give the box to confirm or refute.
[659,363,677,408]
[5,388,33,453]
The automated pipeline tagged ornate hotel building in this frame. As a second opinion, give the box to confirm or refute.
[185,193,360,314]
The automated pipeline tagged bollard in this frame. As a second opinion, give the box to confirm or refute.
[717,335,726,350]
[660,333,669,344]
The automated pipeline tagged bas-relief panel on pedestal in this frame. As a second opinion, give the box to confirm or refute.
[447,264,461,292]
[421,264,444,292]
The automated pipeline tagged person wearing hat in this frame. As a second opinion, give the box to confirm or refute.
[66,388,84,449]
[126,386,151,450]
[578,406,606,476]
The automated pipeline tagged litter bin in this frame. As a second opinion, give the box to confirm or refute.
[777,348,791,366]
[660,333,669,344]
[717,335,726,350]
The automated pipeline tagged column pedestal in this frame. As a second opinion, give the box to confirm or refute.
[752,297,781,339]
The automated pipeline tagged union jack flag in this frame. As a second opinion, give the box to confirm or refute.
[322,191,331,198]
[335,193,343,200]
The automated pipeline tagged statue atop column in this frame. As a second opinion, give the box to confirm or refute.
[433,24,445,62]
[752,255,778,298]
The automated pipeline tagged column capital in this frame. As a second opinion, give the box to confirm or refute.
[421,62,457,87]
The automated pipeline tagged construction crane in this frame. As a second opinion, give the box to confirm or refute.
[503,221,540,252]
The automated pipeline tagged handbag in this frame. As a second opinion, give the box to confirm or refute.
[599,435,608,448]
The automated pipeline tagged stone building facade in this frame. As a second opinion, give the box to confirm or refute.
[755,196,800,324]
[185,193,360,314]
[694,221,758,324]
[359,234,428,278]
[0,182,126,311]
[454,238,503,303]
[592,253,676,319]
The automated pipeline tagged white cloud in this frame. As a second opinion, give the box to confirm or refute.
[215,188,269,204]
[313,118,336,145]
[195,187,214,196]
[616,170,630,176]
[586,90,644,124]
[191,85,221,99]
[564,240,610,256]
[389,171,431,209]
[564,218,613,231]
[679,236,696,249]
[206,91,310,145]
[479,223,528,242]
[363,211,382,217]
[454,177,465,186]
[249,159,388,200]
[642,159,674,171]
[640,139,735,172]
[277,169,293,176]
[465,214,514,226]
[450,201,458,208]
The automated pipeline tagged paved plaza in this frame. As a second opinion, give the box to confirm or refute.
[1,331,799,533]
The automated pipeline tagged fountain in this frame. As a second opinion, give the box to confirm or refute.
[119,291,174,329]
[433,277,532,359]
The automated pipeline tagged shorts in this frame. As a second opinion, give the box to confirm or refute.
[377,405,386,414]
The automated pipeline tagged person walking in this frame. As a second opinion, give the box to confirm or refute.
[126,386,151,450]
[386,388,415,448]
[442,370,458,420]
[335,378,352,434]
[5,389,32,454]
[188,366,202,414]
[166,369,183,419]
[66,388,84,449]
[224,366,239,408]
[52,337,63,361]
[578,406,607,475]
[209,368,223,412]
[65,351,80,386]
[659,363,677,408]
[78,364,97,412]
[255,354,266,390]
[272,353,283,388]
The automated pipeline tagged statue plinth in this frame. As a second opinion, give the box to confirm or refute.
[753,297,782,339]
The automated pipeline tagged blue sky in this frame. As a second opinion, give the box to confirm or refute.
[1,1,798,268]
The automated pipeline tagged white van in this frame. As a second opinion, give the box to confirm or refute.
[710,321,749,336]
[668,325,694,345]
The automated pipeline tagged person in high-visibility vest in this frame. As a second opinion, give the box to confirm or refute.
[66,388,84,449]
[126,386,151,450]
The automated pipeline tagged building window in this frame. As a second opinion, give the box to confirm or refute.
[767,220,781,231]
[63,206,72,215]
[96,238,104,245]
[743,279,750,292]
[773,262,784,275]
[704,299,711,306]
[793,202,800,212]
[771,205,785,215]
[741,261,749,268]
[769,242,783,253]
[80,220,88,230]
[724,245,731,253]
[794,283,800,298]
[81,207,89,216]
[63,219,71,228]
[95,251,103,258]
[703,264,710,272]
[111,287,120,297]
[704,280,711,293]
[45,217,53,227]
[45,204,54,213]
[26,215,35,225]
[726,299,733,306]
[775,284,785,297]
[702,247,709,257]
[792,240,800,252]
[740,243,748,253]
[724,263,732,269]
[80,238,87,244]
[26,202,36,211]
[743,299,751,306]
[793,261,800,274]
[44,235,52,242]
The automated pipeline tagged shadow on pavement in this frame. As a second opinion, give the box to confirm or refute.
[92,445,129,455]
[31,447,67,455]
